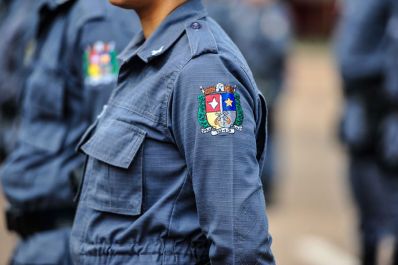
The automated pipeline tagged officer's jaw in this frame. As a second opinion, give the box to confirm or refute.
[108,0,148,10]
[109,0,188,38]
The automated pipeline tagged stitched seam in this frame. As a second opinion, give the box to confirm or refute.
[162,56,193,260]
[166,56,194,158]
[161,33,194,139]
[85,202,140,214]
[165,169,190,238]
[161,70,179,140]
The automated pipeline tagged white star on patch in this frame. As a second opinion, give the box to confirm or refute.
[209,98,219,109]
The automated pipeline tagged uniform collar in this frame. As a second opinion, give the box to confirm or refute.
[119,0,207,63]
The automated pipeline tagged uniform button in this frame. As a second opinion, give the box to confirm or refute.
[191,22,202,30]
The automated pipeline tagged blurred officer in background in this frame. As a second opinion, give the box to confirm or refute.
[0,0,39,161]
[335,0,398,264]
[207,0,292,201]
[383,0,398,263]
[70,0,275,264]
[0,0,138,264]
[203,0,233,31]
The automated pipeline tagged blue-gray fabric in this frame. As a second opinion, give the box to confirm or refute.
[0,0,40,159]
[335,0,398,254]
[335,0,398,105]
[0,0,38,105]
[335,0,398,166]
[70,1,275,264]
[385,0,398,105]
[348,157,390,241]
[11,228,73,265]
[382,0,398,170]
[335,0,389,80]
[0,0,138,264]
[0,0,11,24]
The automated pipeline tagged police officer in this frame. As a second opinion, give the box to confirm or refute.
[207,0,291,201]
[70,0,275,264]
[335,0,398,264]
[0,0,138,264]
[0,0,40,161]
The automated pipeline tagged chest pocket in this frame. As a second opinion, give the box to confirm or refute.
[19,15,67,152]
[81,119,146,216]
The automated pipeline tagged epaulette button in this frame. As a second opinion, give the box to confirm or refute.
[190,22,202,30]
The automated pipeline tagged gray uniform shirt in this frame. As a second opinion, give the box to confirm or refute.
[71,1,275,264]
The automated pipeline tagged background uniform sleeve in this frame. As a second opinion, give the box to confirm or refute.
[335,0,390,80]
[170,54,275,265]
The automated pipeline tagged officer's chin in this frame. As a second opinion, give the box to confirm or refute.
[108,0,135,9]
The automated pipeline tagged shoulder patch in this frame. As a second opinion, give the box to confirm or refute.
[198,83,244,136]
[83,41,119,86]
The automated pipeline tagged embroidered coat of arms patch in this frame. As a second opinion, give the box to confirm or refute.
[198,83,244,135]
[83,41,119,86]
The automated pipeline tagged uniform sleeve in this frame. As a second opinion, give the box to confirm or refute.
[170,54,275,265]
[335,0,390,80]
[75,18,134,122]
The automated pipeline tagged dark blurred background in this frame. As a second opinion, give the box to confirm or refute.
[290,0,337,38]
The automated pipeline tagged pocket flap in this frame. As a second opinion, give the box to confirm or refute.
[81,119,146,168]
[25,67,65,119]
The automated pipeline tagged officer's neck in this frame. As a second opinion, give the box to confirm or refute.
[137,0,187,39]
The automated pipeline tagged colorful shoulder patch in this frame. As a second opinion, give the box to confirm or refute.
[83,41,119,86]
[198,83,244,136]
